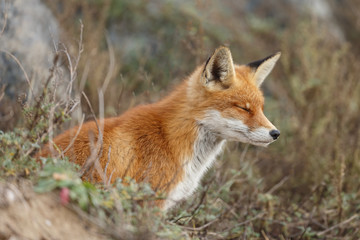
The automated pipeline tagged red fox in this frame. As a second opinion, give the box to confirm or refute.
[39,47,281,210]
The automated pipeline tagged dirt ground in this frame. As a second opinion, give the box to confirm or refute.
[0,180,106,240]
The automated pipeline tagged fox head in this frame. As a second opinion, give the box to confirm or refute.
[193,47,281,147]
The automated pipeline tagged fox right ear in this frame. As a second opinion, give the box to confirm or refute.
[202,47,235,90]
[248,52,281,87]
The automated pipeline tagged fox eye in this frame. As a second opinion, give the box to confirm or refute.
[235,105,251,113]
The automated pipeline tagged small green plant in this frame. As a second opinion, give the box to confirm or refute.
[0,128,39,177]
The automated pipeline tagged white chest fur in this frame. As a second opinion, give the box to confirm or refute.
[164,127,225,210]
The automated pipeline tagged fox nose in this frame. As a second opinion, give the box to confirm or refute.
[269,129,280,140]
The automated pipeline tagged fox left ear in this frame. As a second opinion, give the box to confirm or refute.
[248,52,281,87]
[202,47,235,90]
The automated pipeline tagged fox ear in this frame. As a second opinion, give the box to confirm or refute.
[202,47,235,90]
[248,52,281,87]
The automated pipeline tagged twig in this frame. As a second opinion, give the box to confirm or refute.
[0,50,34,97]
[261,230,270,240]
[336,155,346,222]
[189,180,212,214]
[101,33,116,93]
[62,114,85,154]
[47,101,61,155]
[233,212,265,227]
[79,91,104,180]
[299,207,316,239]
[0,0,8,36]
[81,92,102,144]
[206,232,225,239]
[82,131,104,181]
[104,145,111,182]
[59,20,83,111]
[0,84,5,102]
[107,169,115,186]
[169,217,219,231]
[266,176,289,195]
[239,143,249,162]
[317,214,358,236]
[73,20,84,78]
[79,59,90,93]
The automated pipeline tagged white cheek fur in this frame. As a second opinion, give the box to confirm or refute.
[198,110,275,146]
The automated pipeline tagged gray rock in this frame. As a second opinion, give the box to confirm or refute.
[0,0,60,129]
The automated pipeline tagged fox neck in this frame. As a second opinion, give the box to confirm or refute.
[161,69,226,210]
[163,124,225,210]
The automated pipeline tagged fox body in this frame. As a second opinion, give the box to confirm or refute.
[39,47,281,210]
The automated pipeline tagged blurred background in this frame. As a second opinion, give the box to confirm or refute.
[1,0,360,238]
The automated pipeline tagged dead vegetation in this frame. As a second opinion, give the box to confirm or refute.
[0,0,360,239]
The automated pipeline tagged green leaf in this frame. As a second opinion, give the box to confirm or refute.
[34,179,57,192]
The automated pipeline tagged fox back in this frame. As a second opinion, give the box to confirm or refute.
[39,47,281,210]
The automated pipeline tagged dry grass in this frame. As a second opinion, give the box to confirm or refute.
[1,0,360,239]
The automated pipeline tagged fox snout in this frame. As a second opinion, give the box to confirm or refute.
[269,129,280,140]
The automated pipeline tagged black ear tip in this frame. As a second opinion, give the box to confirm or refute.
[204,55,211,67]
[247,51,281,70]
